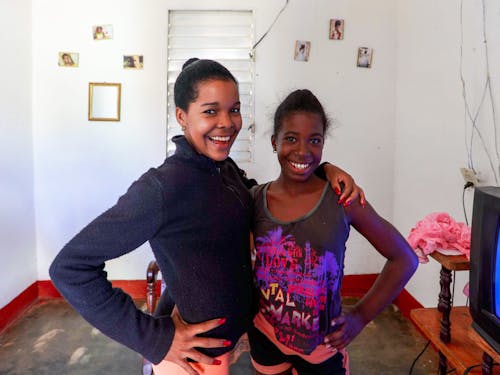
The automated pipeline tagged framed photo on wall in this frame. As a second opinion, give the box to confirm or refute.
[123,55,144,69]
[58,52,79,67]
[329,19,344,40]
[93,25,113,40]
[294,41,311,62]
[357,47,373,68]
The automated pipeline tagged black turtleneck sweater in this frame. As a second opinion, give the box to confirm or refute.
[49,135,257,364]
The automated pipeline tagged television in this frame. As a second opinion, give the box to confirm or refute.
[469,186,500,354]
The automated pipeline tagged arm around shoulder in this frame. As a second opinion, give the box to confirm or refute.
[317,162,366,206]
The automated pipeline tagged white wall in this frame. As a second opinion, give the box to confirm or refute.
[10,0,494,310]
[31,0,397,282]
[32,0,170,281]
[0,0,37,308]
[395,0,500,306]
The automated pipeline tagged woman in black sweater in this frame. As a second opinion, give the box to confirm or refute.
[49,59,364,375]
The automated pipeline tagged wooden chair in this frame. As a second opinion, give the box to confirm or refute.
[146,260,162,315]
[142,260,162,375]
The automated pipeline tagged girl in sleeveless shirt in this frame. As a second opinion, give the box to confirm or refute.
[249,89,418,375]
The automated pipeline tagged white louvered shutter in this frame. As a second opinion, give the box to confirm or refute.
[167,10,255,162]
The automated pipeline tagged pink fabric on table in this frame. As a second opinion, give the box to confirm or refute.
[407,212,471,263]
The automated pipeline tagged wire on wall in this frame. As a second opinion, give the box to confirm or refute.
[250,0,290,57]
[462,182,473,225]
[460,0,500,185]
[481,0,500,179]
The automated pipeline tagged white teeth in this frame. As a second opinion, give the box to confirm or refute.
[210,136,230,142]
[290,161,310,169]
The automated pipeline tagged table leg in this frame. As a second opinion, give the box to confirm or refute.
[437,266,452,343]
[438,350,448,375]
[481,351,493,375]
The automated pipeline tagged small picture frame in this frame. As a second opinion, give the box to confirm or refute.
[123,55,144,70]
[88,82,121,122]
[329,19,344,40]
[357,47,373,68]
[58,52,79,67]
[294,41,311,62]
[93,24,113,40]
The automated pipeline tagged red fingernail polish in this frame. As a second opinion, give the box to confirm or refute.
[218,318,226,325]
[344,200,350,207]
[335,188,341,195]
[213,359,221,365]
[223,340,231,347]
[338,199,344,204]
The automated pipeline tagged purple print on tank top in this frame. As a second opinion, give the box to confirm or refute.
[254,226,341,353]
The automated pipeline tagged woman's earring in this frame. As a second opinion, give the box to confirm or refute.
[273,148,277,153]
[181,125,186,131]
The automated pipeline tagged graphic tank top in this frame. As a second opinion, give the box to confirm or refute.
[252,182,350,354]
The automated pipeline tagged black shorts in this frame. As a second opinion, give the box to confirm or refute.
[248,325,346,375]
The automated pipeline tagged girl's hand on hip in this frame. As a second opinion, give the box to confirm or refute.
[323,312,365,350]
[159,306,229,375]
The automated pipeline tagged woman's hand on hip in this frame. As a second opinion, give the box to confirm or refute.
[159,306,230,375]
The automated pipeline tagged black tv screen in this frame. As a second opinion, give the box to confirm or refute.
[469,186,500,354]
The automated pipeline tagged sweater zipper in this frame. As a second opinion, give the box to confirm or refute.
[216,164,247,209]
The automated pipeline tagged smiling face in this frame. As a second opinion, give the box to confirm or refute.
[132,55,142,67]
[176,79,242,161]
[272,111,325,183]
[62,54,73,65]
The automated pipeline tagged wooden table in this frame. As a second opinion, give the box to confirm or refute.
[410,307,498,374]
[429,252,470,343]
[468,326,500,375]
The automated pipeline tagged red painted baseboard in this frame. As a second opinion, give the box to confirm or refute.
[341,274,423,318]
[1,275,421,333]
[0,282,39,333]
[0,280,147,333]
[37,280,62,299]
[341,273,378,297]
[394,288,424,318]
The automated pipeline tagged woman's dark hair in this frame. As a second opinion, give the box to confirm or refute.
[174,58,238,111]
[273,89,330,135]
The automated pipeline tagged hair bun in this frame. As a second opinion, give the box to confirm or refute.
[182,58,200,70]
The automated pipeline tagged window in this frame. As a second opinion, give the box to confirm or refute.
[167,10,255,162]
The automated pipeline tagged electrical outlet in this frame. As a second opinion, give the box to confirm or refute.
[460,167,479,185]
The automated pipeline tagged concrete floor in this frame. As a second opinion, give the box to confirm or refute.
[0,299,438,374]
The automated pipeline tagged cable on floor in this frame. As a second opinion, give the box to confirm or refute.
[463,364,481,374]
[408,340,430,374]
[451,270,456,307]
